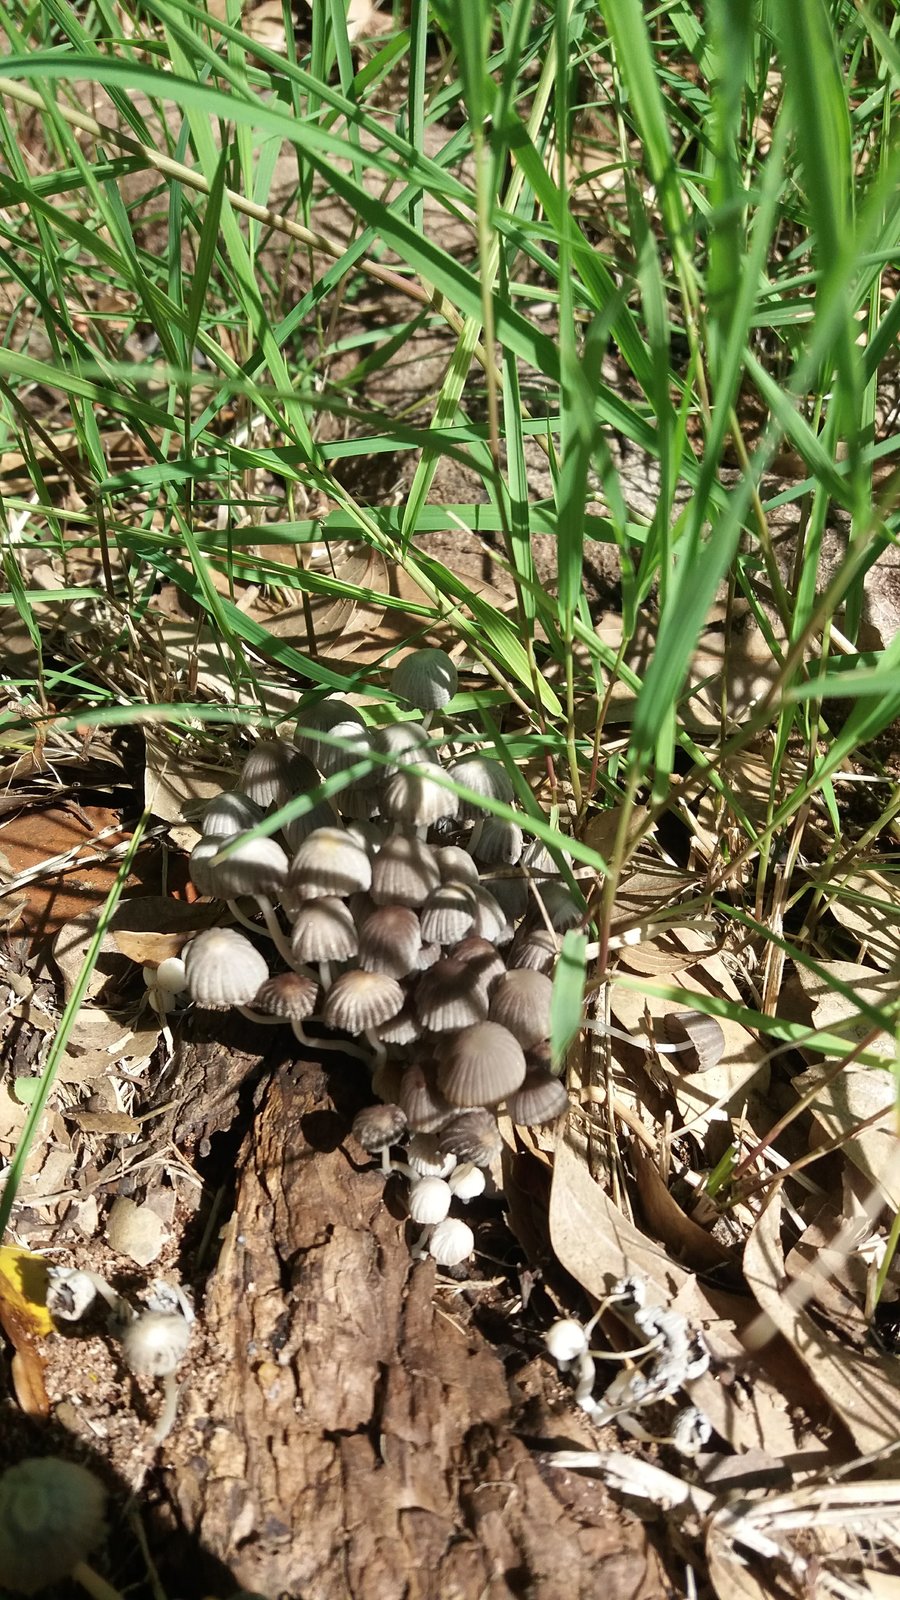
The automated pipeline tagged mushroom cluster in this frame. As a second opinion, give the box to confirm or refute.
[179,652,573,1206]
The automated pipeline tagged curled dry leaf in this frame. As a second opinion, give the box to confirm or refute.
[630,1143,734,1272]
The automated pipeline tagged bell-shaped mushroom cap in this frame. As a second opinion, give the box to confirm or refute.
[535,879,583,931]
[185,928,269,1008]
[420,881,476,946]
[471,885,513,944]
[415,956,489,1033]
[346,820,387,856]
[121,1310,192,1377]
[437,1021,526,1106]
[352,1102,407,1154]
[450,934,507,996]
[253,970,319,1020]
[291,897,358,964]
[407,1175,453,1225]
[398,1063,454,1133]
[204,833,290,899]
[435,845,480,888]
[372,720,432,775]
[438,1109,502,1167]
[0,1456,107,1593]
[391,647,458,712]
[201,790,265,839]
[295,696,373,779]
[473,817,524,866]
[239,740,317,810]
[414,939,442,971]
[488,969,553,1050]
[508,923,558,974]
[446,754,515,820]
[406,1131,456,1177]
[381,767,458,828]
[507,1069,570,1126]
[428,1216,474,1266]
[662,1009,725,1073]
[189,836,220,897]
[323,968,404,1033]
[521,836,569,876]
[371,835,440,908]
[289,825,372,900]
[282,793,340,854]
[375,995,425,1046]
[358,905,422,977]
[334,775,381,822]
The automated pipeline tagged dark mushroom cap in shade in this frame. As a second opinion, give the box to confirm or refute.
[488,969,553,1050]
[451,934,507,996]
[323,969,404,1033]
[189,836,220,897]
[662,1009,725,1073]
[0,1456,108,1593]
[253,970,319,1020]
[508,923,558,974]
[507,1069,569,1126]
[435,845,480,887]
[420,882,477,946]
[415,957,489,1033]
[358,905,422,977]
[438,1109,502,1168]
[282,792,341,853]
[535,879,583,931]
[473,817,524,866]
[239,740,318,810]
[371,836,440,908]
[489,874,530,923]
[295,696,369,776]
[351,1102,408,1154]
[373,720,432,775]
[289,825,372,900]
[381,767,458,828]
[437,1021,526,1106]
[398,1063,454,1132]
[391,648,458,712]
[204,833,290,899]
[201,790,265,838]
[291,897,358,964]
[446,754,515,819]
[184,928,269,1008]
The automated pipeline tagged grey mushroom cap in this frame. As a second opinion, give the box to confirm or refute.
[435,845,481,888]
[488,969,553,1050]
[376,996,425,1046]
[489,874,530,923]
[282,792,341,854]
[185,928,269,1008]
[352,1102,408,1153]
[446,754,515,819]
[451,934,507,996]
[291,897,359,964]
[420,881,477,946]
[201,790,265,839]
[398,1063,454,1132]
[253,970,320,1020]
[371,835,441,908]
[508,923,558,974]
[381,767,458,828]
[415,956,489,1033]
[533,879,583,931]
[662,1010,726,1073]
[438,1109,502,1167]
[437,1021,527,1106]
[473,817,524,866]
[289,825,373,899]
[239,740,318,811]
[0,1456,107,1594]
[372,720,432,776]
[471,884,513,944]
[189,835,220,897]
[391,648,458,712]
[507,1069,570,1126]
[358,904,422,978]
[322,968,405,1033]
[203,832,290,899]
[295,696,373,777]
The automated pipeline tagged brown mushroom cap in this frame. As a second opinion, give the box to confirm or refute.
[662,1010,725,1073]
[473,817,524,866]
[351,1103,408,1153]
[371,835,440,908]
[289,825,372,900]
[415,956,489,1033]
[322,968,404,1033]
[508,924,558,974]
[253,970,320,1021]
[358,904,422,977]
[398,1063,454,1132]
[291,897,358,964]
[451,934,507,996]
[184,928,269,1009]
[507,1069,569,1126]
[488,969,553,1050]
[437,1021,526,1106]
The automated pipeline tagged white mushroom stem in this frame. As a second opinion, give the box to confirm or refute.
[410,1225,434,1259]
[572,1350,596,1408]
[581,1019,695,1054]
[71,1562,125,1600]
[290,1018,374,1062]
[364,1026,387,1072]
[226,896,296,969]
[152,1372,182,1446]
[319,958,333,992]
[587,1334,664,1361]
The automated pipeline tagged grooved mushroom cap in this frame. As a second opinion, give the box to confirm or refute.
[289,826,372,899]
[662,1010,725,1073]
[488,969,553,1050]
[398,1064,454,1133]
[201,790,265,839]
[438,1109,502,1167]
[446,754,515,819]
[253,970,319,1020]
[489,874,530,923]
[420,881,477,946]
[428,1216,474,1266]
[282,793,340,854]
[507,1069,570,1126]
[508,924,558,974]
[437,1021,526,1106]
[0,1457,107,1594]
[375,996,424,1046]
[323,969,404,1033]
[473,817,524,866]
[407,1176,453,1225]
[189,836,220,897]
[435,845,480,888]
[521,837,568,876]
[406,1131,456,1176]
[358,905,422,977]
[471,885,513,944]
[372,720,431,776]
[239,740,318,810]
[535,879,582,931]
[415,957,489,1033]
[352,1102,407,1153]
[291,897,358,964]
[296,697,373,778]
[391,648,458,712]
[185,928,269,1008]
[381,768,458,828]
[451,935,507,996]
[203,833,290,899]
[122,1310,191,1377]
[371,836,440,908]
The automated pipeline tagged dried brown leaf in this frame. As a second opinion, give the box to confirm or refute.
[630,1143,735,1271]
[792,1061,900,1208]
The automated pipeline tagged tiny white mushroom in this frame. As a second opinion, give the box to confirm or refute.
[407,1177,453,1226]
[447,1162,485,1202]
[544,1318,589,1365]
[427,1216,474,1267]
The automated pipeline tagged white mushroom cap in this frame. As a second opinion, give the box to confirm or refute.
[420,882,477,945]
[428,1217,474,1266]
[323,969,404,1033]
[291,897,358,964]
[0,1457,107,1593]
[406,1132,456,1177]
[201,790,265,838]
[121,1310,192,1377]
[289,825,372,899]
[447,1162,486,1201]
[435,845,480,887]
[204,832,290,899]
[446,754,515,819]
[184,928,269,1008]
[391,648,458,711]
[381,768,458,828]
[407,1176,453,1225]
[544,1318,589,1364]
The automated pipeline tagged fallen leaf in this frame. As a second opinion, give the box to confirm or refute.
[792,1061,900,1209]
[0,1247,53,1336]
[144,728,234,825]
[630,1143,735,1271]
[823,871,900,972]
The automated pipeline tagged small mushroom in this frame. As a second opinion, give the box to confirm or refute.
[407,1176,452,1225]
[415,956,489,1033]
[291,897,358,980]
[472,817,524,866]
[121,1309,192,1378]
[381,767,458,831]
[391,648,458,713]
[427,1216,474,1267]
[446,754,514,819]
[252,970,320,1022]
[507,1069,569,1126]
[239,738,316,810]
[488,969,553,1050]
[358,905,422,978]
[438,1109,502,1168]
[437,1021,526,1107]
[289,825,373,900]
[184,928,269,1009]
[201,790,265,838]
[294,696,369,776]
[371,835,440,908]
[398,1064,454,1133]
[420,881,477,946]
[447,1162,485,1201]
[0,1456,108,1597]
[323,969,404,1036]
[352,1103,408,1173]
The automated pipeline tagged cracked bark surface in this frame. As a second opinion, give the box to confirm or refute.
[164,1057,668,1599]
